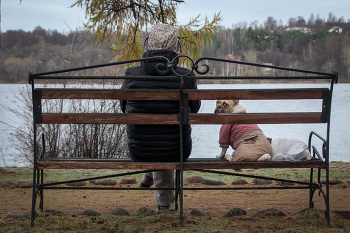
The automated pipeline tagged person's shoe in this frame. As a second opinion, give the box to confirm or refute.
[139,182,152,188]
[155,205,172,213]
[140,174,154,188]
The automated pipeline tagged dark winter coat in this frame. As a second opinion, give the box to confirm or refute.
[120,50,201,162]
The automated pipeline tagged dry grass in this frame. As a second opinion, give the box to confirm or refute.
[1,211,349,232]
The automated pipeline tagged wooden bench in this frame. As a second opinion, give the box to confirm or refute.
[29,56,338,226]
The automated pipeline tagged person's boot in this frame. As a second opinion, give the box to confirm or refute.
[139,174,154,188]
[155,205,172,213]
[139,182,152,188]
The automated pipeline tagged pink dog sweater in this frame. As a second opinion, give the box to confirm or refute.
[218,124,262,150]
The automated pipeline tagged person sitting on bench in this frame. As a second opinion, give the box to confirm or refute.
[120,24,201,213]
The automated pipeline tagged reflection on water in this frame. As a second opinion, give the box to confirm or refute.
[1,83,349,166]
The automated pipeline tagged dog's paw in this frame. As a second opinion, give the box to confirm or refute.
[257,153,271,161]
[224,154,233,161]
[216,152,226,158]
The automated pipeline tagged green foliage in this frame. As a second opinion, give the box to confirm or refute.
[246,26,254,40]
[71,0,222,61]
[233,27,241,50]
[313,30,330,41]
[178,12,223,61]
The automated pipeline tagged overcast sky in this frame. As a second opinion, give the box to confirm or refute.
[1,0,350,33]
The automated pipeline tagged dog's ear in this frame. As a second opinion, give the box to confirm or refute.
[232,100,239,105]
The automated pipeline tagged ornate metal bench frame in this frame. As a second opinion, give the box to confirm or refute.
[29,56,338,227]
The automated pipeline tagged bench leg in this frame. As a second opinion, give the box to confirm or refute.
[315,167,331,227]
[39,169,44,212]
[178,169,184,226]
[317,167,331,226]
[308,168,315,208]
[325,167,330,227]
[175,170,180,211]
[31,166,38,227]
[309,190,315,209]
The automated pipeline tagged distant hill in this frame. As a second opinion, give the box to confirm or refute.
[1,19,350,83]
[0,26,121,83]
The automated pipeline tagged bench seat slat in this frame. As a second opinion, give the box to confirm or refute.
[41,112,323,124]
[37,158,325,170]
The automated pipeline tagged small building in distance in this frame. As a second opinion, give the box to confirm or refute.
[226,54,234,60]
[328,26,343,33]
[284,27,311,33]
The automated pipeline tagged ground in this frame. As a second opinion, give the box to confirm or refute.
[1,182,350,217]
[0,164,350,232]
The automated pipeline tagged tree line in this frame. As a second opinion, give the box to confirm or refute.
[201,13,350,80]
[1,12,350,82]
[0,26,123,83]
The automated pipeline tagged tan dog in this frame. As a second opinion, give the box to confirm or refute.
[214,100,239,114]
[215,100,272,162]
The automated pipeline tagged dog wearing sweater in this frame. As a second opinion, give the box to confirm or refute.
[215,100,272,162]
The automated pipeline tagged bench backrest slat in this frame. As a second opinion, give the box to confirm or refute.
[40,112,323,124]
[189,113,323,124]
[37,88,327,100]
[41,113,179,124]
[38,89,180,100]
[186,88,327,100]
[34,87,330,125]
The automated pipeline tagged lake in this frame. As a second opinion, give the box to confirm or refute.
[0,83,349,166]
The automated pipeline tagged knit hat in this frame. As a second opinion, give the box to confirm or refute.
[143,24,182,54]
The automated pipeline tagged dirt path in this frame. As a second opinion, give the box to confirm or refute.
[1,165,350,232]
[1,182,350,218]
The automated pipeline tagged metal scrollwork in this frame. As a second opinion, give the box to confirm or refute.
[28,54,337,84]
[193,63,209,75]
[153,56,171,75]
[172,55,195,76]
[154,55,210,76]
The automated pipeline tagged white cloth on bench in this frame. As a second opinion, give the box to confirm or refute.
[271,138,311,161]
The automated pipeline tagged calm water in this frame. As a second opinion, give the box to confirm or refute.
[1,83,349,166]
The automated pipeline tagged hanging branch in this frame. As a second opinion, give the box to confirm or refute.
[71,0,222,61]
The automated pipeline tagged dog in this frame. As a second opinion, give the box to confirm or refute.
[215,100,272,162]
